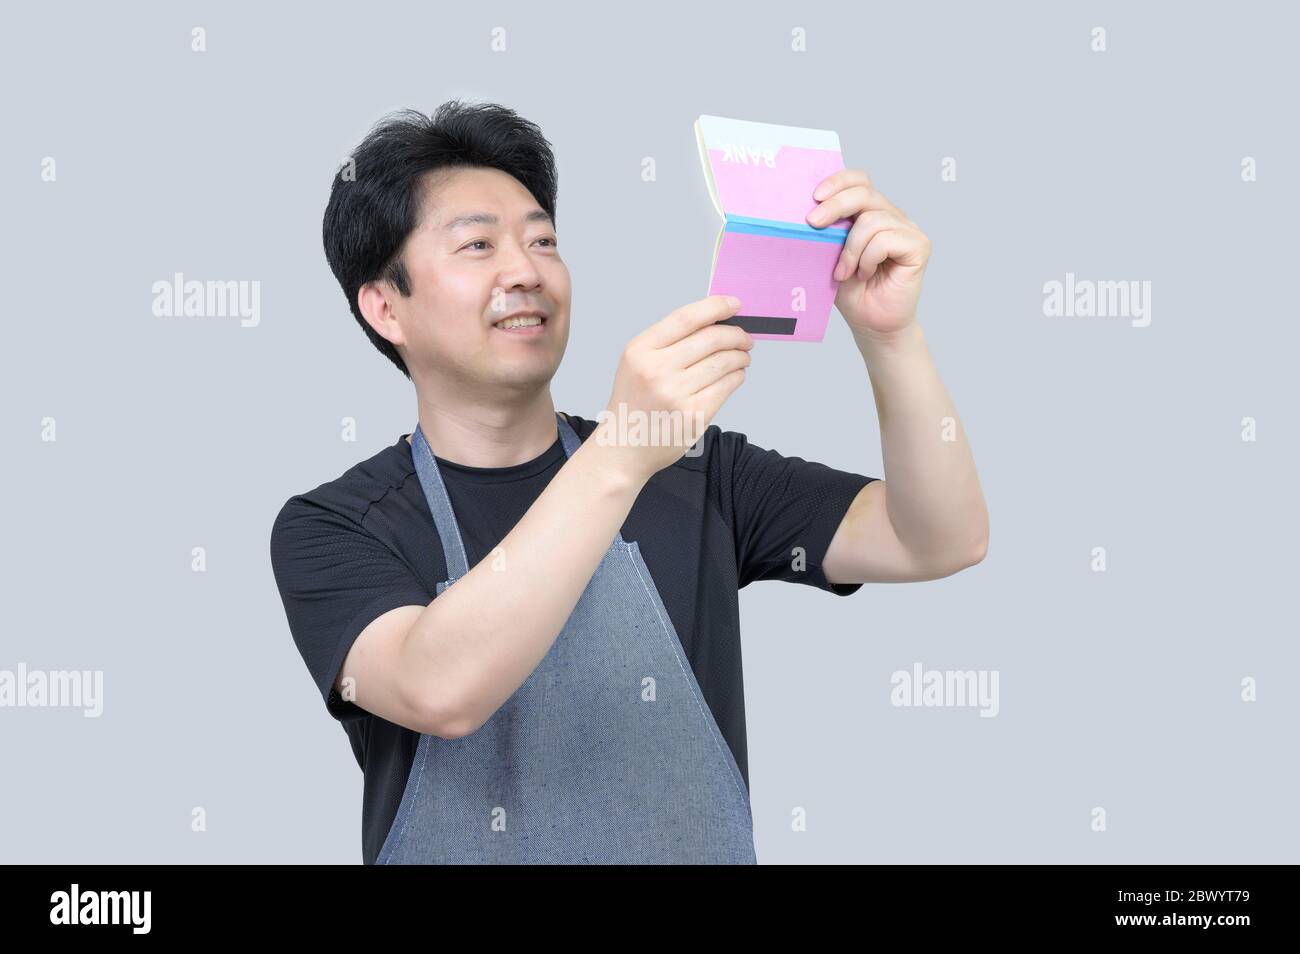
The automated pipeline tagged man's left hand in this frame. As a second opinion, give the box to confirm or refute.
[806,169,931,339]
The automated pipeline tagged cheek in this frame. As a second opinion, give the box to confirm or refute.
[544,260,572,300]
[427,314,487,351]
[410,270,484,334]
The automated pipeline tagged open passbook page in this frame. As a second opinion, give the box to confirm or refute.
[696,114,850,342]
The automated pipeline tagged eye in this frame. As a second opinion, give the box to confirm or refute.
[459,237,556,252]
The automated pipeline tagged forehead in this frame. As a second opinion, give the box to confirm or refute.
[416,167,551,230]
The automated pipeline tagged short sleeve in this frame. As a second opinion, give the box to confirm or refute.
[269,497,433,722]
[716,428,878,595]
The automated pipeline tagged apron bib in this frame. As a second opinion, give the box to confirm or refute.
[376,412,756,864]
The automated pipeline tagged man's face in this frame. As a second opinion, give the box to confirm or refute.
[378,166,571,399]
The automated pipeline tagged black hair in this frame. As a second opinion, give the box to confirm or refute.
[322,100,559,378]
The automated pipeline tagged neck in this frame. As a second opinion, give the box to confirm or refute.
[406,396,562,468]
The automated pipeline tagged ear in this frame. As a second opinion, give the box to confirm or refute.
[357,279,406,348]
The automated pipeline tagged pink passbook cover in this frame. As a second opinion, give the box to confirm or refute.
[696,114,850,342]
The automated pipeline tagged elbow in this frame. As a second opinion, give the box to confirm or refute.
[421,700,475,740]
[411,681,479,740]
[434,719,474,741]
[401,625,483,739]
[910,504,989,579]
[423,682,494,740]
[926,527,988,579]
[960,508,990,569]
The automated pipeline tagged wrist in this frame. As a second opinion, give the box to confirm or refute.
[852,319,925,358]
[572,440,652,496]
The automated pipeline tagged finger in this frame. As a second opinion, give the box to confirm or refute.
[832,210,910,282]
[641,295,742,349]
[680,347,752,395]
[855,229,930,284]
[806,184,902,229]
[812,168,872,201]
[661,322,753,370]
[690,366,747,418]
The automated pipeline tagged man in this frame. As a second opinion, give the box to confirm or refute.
[270,99,988,865]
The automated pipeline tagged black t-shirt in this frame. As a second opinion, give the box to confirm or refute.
[269,411,877,864]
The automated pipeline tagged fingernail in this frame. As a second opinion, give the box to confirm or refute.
[727,296,741,308]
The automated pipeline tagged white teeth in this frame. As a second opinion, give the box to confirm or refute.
[495,315,544,329]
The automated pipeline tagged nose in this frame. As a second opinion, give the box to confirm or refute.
[495,236,544,294]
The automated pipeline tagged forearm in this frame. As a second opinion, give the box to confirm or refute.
[403,438,648,735]
[854,322,988,564]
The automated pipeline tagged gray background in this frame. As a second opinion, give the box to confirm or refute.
[2,0,1295,863]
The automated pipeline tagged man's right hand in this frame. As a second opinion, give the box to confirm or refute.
[596,295,754,482]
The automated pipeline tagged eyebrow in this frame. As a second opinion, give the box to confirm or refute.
[441,210,554,232]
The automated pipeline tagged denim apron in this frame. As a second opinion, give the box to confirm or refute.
[376,411,757,864]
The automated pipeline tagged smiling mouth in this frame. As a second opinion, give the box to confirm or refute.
[493,315,548,333]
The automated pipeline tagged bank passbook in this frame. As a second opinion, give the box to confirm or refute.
[695,114,850,342]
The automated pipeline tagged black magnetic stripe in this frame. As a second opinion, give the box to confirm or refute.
[716,315,797,335]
